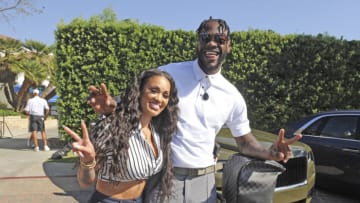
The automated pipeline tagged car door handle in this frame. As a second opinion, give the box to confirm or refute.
[342,148,360,153]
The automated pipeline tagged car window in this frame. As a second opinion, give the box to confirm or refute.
[303,118,326,135]
[320,116,358,139]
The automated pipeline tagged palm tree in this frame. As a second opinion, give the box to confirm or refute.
[0,37,54,112]
[0,36,22,109]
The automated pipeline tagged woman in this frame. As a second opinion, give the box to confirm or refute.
[64,69,179,203]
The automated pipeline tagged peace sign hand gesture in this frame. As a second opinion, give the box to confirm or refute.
[63,120,96,163]
[269,128,302,163]
[87,83,117,115]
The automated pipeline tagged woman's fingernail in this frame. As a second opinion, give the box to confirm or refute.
[78,152,84,157]
[73,143,80,149]
[75,151,84,158]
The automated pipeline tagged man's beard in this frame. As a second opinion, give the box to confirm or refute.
[197,48,226,74]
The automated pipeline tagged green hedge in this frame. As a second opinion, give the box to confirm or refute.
[54,11,360,138]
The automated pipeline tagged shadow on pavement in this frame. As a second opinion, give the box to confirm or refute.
[0,137,66,150]
[0,135,93,202]
[43,161,94,203]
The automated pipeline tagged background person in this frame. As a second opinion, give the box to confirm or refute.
[87,17,302,202]
[24,88,50,152]
[64,69,179,203]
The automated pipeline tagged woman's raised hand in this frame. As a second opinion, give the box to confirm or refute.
[87,83,117,115]
[63,120,96,163]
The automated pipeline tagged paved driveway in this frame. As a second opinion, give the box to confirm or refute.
[1,117,358,202]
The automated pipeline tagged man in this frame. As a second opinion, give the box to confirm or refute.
[24,89,50,152]
[87,17,302,202]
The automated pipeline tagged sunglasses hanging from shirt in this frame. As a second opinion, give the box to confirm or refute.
[201,77,211,101]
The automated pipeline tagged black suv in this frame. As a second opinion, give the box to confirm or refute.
[284,110,360,190]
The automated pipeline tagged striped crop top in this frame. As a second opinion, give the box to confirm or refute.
[98,124,163,182]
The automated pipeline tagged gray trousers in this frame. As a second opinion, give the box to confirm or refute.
[144,172,217,203]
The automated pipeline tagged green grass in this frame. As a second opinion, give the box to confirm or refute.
[0,109,23,116]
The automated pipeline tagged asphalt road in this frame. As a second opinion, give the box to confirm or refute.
[311,187,359,203]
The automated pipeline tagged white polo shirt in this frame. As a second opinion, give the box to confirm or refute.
[159,59,251,168]
[24,96,49,116]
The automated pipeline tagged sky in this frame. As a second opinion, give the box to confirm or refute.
[1,0,360,46]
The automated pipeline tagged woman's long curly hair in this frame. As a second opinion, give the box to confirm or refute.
[91,68,179,200]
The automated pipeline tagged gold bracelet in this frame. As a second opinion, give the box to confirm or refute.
[80,159,96,169]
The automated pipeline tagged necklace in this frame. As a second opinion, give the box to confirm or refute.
[141,127,152,142]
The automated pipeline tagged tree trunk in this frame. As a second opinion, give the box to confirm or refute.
[43,83,56,100]
[15,77,34,112]
[4,83,15,109]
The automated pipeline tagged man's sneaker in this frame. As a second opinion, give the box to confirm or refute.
[44,145,50,151]
[34,146,40,152]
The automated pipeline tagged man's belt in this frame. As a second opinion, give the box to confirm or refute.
[172,165,216,176]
